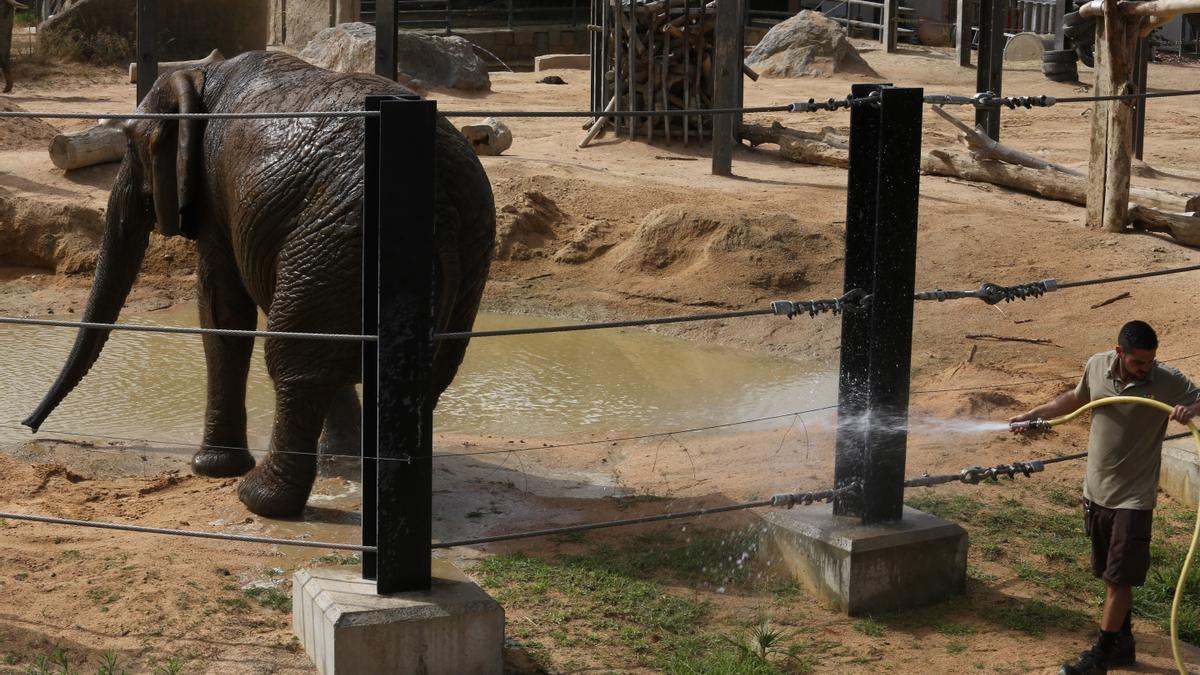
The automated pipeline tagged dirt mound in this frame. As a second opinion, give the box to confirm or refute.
[494,191,566,260]
[610,204,834,300]
[746,10,878,78]
[0,100,60,151]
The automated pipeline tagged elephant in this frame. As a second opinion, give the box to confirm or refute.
[1,0,28,93]
[23,50,496,517]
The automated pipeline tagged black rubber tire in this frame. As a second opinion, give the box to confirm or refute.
[1062,10,1086,26]
[1045,70,1078,82]
[1078,44,1095,67]
[1044,49,1079,64]
[1042,61,1079,75]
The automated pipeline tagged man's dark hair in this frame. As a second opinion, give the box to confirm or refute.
[1118,320,1158,351]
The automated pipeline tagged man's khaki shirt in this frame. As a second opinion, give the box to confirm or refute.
[1075,350,1200,510]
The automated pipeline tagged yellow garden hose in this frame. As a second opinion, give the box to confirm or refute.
[1023,395,1200,675]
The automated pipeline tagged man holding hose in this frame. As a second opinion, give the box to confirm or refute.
[1010,320,1200,675]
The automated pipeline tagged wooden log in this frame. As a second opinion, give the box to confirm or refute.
[741,123,849,167]
[1087,0,1140,232]
[48,119,126,171]
[931,105,1084,176]
[1128,205,1200,246]
[1117,0,1200,15]
[128,48,224,84]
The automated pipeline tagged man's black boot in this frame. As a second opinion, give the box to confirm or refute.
[1109,632,1136,666]
[1059,632,1119,675]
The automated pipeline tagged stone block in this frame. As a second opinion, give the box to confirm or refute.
[763,504,968,615]
[294,561,505,674]
[534,53,591,71]
[1161,441,1200,505]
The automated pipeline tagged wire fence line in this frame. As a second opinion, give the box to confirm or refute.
[0,510,371,552]
[3,87,1197,124]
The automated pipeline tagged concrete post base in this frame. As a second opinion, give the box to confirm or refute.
[293,561,505,674]
[762,504,968,616]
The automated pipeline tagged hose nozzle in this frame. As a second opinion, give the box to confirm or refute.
[1009,418,1051,432]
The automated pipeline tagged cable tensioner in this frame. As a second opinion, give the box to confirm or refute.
[771,288,870,319]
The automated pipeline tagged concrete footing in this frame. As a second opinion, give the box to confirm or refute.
[1161,440,1200,506]
[293,561,505,674]
[762,504,968,615]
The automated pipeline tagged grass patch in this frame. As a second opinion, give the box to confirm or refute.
[312,552,359,566]
[936,621,977,636]
[244,586,292,613]
[851,617,886,637]
[946,641,968,654]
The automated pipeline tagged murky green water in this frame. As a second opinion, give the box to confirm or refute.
[0,307,836,450]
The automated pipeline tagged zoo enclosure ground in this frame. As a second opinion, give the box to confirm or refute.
[0,40,1198,673]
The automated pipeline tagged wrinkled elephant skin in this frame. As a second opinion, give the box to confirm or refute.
[24,51,496,518]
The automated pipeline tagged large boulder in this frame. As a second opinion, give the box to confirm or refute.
[300,22,490,92]
[38,0,267,63]
[746,10,877,78]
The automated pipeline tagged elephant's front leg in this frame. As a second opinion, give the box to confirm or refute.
[190,245,258,478]
[238,381,333,517]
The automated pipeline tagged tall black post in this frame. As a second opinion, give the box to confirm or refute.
[862,87,922,524]
[1132,38,1149,160]
[975,0,1005,140]
[135,0,158,104]
[361,95,385,581]
[375,0,397,80]
[832,83,887,518]
[375,96,437,594]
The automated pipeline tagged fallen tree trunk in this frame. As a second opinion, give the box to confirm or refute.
[740,122,849,168]
[930,105,1084,176]
[919,150,1200,212]
[1128,205,1200,246]
[128,49,224,84]
[48,118,125,171]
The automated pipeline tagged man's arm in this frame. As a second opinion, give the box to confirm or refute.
[1009,390,1086,433]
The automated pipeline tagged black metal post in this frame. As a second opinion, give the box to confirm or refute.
[861,87,922,524]
[1132,38,1149,160]
[361,95,385,581]
[375,0,397,80]
[135,0,158,104]
[832,82,887,519]
[375,96,437,594]
[975,0,1005,140]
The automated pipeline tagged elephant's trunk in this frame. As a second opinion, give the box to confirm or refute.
[23,160,152,432]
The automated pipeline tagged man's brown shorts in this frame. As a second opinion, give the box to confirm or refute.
[1084,499,1153,586]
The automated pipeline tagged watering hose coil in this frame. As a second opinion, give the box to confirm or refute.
[1023,395,1200,674]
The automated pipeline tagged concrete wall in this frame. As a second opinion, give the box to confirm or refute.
[40,0,270,61]
[448,25,589,69]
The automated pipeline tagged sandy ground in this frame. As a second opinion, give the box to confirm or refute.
[0,40,1198,673]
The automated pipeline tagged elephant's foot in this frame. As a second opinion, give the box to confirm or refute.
[2,84,10,94]
[238,458,314,518]
[191,447,256,477]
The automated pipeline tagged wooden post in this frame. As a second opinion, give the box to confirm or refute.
[882,0,898,51]
[956,0,972,66]
[712,0,740,176]
[375,0,396,80]
[1132,37,1150,160]
[1086,0,1139,231]
[975,0,1006,140]
[135,0,157,104]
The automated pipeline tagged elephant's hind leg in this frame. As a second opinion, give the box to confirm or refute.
[318,385,361,478]
[238,381,334,517]
[190,240,257,478]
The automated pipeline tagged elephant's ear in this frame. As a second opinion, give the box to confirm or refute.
[149,69,206,239]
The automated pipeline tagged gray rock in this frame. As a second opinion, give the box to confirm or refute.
[746,10,877,78]
[300,22,490,91]
[459,117,512,156]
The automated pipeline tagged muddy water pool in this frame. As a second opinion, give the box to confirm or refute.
[0,306,836,450]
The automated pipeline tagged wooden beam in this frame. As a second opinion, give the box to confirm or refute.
[883,0,898,51]
[711,0,740,176]
[1086,0,1140,232]
[956,0,972,66]
[1117,0,1200,15]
